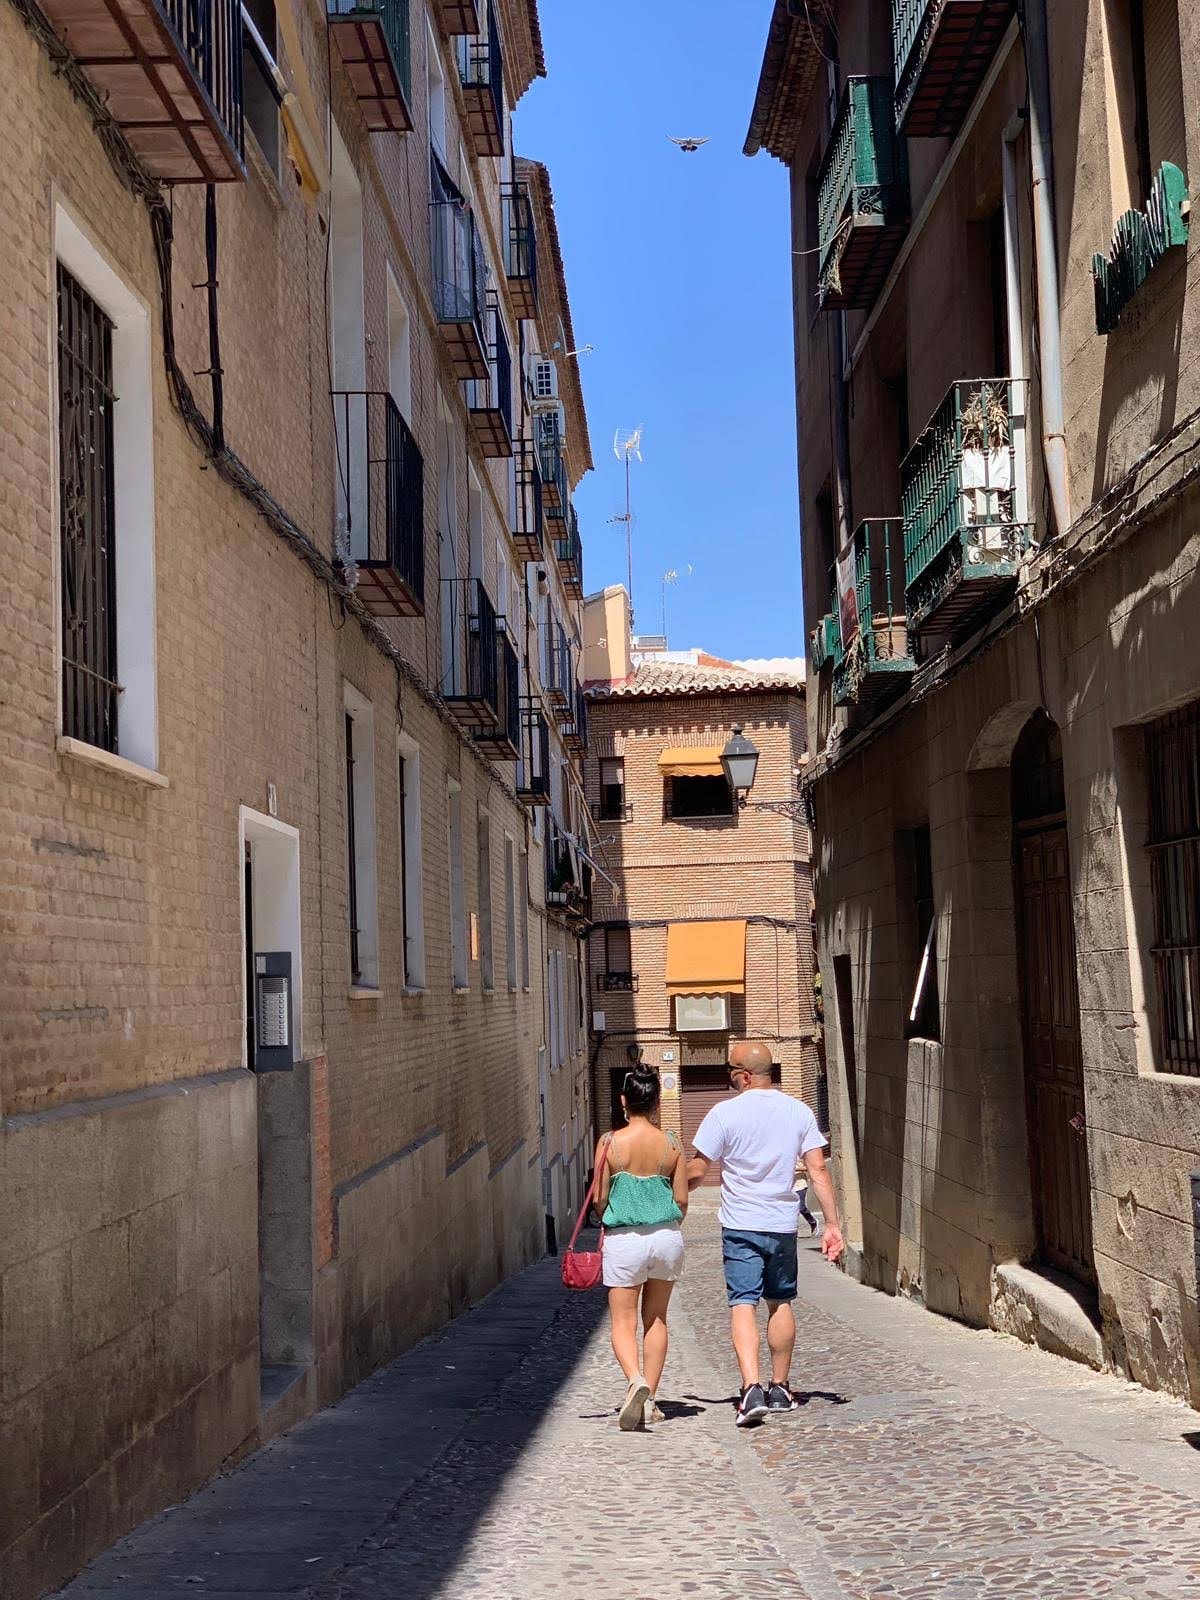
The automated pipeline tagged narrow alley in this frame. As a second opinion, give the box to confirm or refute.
[55,1199,1200,1600]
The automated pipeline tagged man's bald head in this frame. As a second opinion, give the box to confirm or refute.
[728,1040,774,1079]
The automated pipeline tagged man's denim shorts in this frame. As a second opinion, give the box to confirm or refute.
[721,1228,799,1307]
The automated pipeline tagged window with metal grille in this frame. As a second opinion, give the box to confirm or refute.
[1145,700,1200,1075]
[597,757,628,821]
[346,713,361,983]
[57,264,119,752]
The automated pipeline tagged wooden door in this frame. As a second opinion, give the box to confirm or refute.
[1015,824,1095,1285]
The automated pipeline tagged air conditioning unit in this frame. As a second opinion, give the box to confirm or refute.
[674,994,731,1033]
[531,356,559,404]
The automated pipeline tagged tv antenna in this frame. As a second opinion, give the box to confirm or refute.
[660,564,693,641]
[610,428,643,615]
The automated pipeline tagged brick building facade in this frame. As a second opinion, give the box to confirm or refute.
[581,587,819,1153]
[0,0,592,1589]
[747,0,1200,1404]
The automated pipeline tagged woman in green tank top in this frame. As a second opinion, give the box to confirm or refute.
[591,1066,689,1431]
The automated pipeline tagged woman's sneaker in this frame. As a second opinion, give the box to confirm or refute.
[643,1398,665,1426]
[766,1383,800,1413]
[735,1383,769,1427]
[618,1377,651,1431]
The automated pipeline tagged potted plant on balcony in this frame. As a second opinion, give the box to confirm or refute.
[960,387,1013,561]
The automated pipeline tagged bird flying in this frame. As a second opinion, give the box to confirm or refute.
[668,136,709,153]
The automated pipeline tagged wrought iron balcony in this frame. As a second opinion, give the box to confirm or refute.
[809,609,838,672]
[39,0,244,181]
[592,798,633,823]
[431,0,477,35]
[544,627,573,710]
[328,0,413,132]
[442,577,500,726]
[830,520,915,718]
[545,819,590,922]
[596,972,638,994]
[536,415,567,514]
[893,0,1015,137]
[502,183,538,319]
[554,504,583,594]
[456,1,503,158]
[430,154,488,381]
[464,295,512,458]
[472,629,520,759]
[902,378,1030,637]
[513,439,544,560]
[516,703,550,805]
[817,77,909,311]
[332,391,424,617]
[562,684,587,755]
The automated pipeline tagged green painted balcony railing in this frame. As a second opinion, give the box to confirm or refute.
[830,519,915,714]
[893,0,1015,138]
[810,608,838,672]
[816,76,908,310]
[554,505,583,592]
[902,378,1030,634]
[327,0,413,132]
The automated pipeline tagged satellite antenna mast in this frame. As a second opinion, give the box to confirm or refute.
[610,427,643,616]
[660,563,693,641]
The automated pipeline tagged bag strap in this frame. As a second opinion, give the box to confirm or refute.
[565,1136,611,1255]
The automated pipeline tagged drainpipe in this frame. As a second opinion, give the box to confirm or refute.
[1002,113,1030,534]
[1022,0,1073,539]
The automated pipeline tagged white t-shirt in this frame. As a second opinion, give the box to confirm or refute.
[693,1090,824,1233]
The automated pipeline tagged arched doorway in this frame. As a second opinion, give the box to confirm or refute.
[1011,713,1095,1285]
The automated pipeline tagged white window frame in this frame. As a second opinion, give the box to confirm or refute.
[386,264,412,424]
[53,202,158,776]
[504,834,517,990]
[344,684,381,990]
[520,849,531,989]
[477,806,494,991]
[426,19,446,160]
[397,732,425,988]
[448,777,467,988]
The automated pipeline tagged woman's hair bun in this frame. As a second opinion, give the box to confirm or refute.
[623,1065,662,1114]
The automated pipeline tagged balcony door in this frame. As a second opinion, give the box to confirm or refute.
[330,124,367,556]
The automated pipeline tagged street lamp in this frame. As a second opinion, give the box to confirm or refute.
[721,725,760,807]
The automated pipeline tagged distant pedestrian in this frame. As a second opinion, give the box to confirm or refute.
[687,1042,845,1427]
[794,1156,819,1235]
[593,1067,689,1430]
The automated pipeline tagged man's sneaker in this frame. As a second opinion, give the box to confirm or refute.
[735,1383,768,1427]
[767,1383,800,1413]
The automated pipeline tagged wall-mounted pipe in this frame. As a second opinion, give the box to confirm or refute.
[1022,0,1073,538]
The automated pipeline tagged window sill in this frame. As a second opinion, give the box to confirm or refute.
[57,737,169,790]
[402,985,427,998]
[348,985,382,1001]
[452,985,471,996]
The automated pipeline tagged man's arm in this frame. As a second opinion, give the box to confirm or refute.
[803,1146,845,1262]
[686,1151,712,1190]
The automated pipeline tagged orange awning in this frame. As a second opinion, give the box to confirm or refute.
[665,920,747,996]
[658,746,725,779]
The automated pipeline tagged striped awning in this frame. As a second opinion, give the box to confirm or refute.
[657,746,725,779]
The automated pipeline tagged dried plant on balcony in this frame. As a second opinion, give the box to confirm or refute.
[960,387,1010,452]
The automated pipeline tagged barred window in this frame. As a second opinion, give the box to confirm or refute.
[1146,700,1200,1075]
[57,264,118,751]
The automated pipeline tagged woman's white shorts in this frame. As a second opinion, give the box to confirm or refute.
[602,1224,685,1288]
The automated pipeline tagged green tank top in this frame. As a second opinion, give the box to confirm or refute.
[602,1132,684,1229]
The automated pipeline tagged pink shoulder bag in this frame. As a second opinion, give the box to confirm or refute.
[561,1137,612,1291]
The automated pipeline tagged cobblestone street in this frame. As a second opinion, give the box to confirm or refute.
[59,1198,1200,1600]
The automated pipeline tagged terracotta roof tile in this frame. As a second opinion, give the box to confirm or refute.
[587,658,805,700]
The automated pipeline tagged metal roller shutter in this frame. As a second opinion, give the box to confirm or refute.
[679,1068,733,1186]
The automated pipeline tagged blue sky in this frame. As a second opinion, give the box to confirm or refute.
[515,1,803,661]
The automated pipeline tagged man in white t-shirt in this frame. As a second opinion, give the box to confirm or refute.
[687,1040,844,1427]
